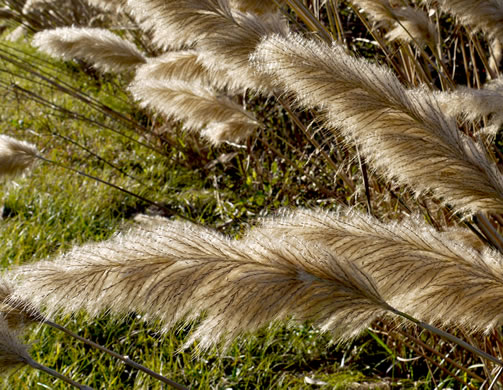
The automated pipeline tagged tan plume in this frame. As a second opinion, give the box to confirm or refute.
[129,79,258,144]
[12,219,393,350]
[352,0,437,46]
[437,0,503,43]
[251,208,503,332]
[33,27,146,73]
[134,51,238,93]
[0,135,38,178]
[437,79,503,137]
[0,279,43,330]
[252,33,503,215]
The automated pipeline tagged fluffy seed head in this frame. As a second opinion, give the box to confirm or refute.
[129,79,259,144]
[0,135,38,178]
[252,208,503,333]
[12,219,394,350]
[0,316,30,375]
[33,27,146,73]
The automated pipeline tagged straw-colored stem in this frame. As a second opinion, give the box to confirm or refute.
[44,320,188,390]
[488,366,503,390]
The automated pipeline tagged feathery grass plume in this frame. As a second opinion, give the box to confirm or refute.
[134,51,238,93]
[12,219,394,350]
[127,0,287,91]
[32,27,146,73]
[352,0,437,46]
[229,0,283,14]
[0,135,37,178]
[251,208,503,332]
[437,79,503,137]
[437,0,503,43]
[129,79,259,144]
[0,316,31,375]
[252,33,503,215]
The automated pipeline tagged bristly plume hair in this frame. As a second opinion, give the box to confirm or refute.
[129,79,259,144]
[12,219,394,350]
[0,135,38,178]
[84,0,127,13]
[251,208,503,333]
[33,27,146,73]
[252,33,503,215]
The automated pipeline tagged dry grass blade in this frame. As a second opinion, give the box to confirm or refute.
[0,135,38,178]
[33,27,146,73]
[12,219,394,350]
[252,33,503,215]
[252,208,503,333]
[129,79,259,144]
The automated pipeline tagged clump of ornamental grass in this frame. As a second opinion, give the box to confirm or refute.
[251,33,503,216]
[7,0,503,387]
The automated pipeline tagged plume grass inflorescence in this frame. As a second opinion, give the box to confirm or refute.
[252,208,503,333]
[12,219,395,350]
[33,27,146,72]
[0,135,38,178]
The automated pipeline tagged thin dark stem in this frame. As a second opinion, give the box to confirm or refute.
[43,320,188,390]
[26,357,94,390]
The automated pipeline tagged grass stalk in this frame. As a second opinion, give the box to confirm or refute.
[43,320,188,390]
[26,358,93,390]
